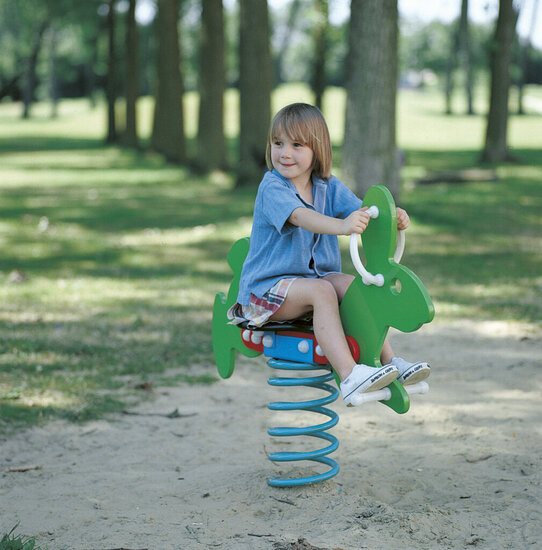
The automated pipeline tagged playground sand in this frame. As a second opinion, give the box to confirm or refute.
[1,318,541,550]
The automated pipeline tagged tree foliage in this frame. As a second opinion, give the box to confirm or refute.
[0,0,103,107]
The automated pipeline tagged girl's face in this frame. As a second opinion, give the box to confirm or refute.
[270,133,314,187]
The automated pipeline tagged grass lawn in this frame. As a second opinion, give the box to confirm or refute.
[0,84,541,432]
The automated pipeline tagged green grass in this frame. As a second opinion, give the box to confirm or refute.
[0,525,49,550]
[0,83,541,432]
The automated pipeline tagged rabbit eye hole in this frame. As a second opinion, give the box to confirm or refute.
[390,278,402,295]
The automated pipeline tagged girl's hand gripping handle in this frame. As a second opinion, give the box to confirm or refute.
[349,205,405,287]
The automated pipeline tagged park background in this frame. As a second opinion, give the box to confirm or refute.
[0,0,541,549]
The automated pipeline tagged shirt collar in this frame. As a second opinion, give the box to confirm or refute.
[271,169,327,191]
[269,169,327,210]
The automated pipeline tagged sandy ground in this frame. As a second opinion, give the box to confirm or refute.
[1,318,541,550]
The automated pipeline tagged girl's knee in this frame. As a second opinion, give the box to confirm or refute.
[312,279,339,304]
[323,273,354,301]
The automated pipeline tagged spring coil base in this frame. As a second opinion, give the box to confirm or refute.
[267,358,340,487]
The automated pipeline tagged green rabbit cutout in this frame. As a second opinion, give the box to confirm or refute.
[212,237,260,379]
[212,185,434,413]
[340,185,434,413]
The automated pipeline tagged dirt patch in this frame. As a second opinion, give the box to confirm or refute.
[1,319,541,549]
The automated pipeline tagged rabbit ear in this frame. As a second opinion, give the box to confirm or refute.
[361,186,398,271]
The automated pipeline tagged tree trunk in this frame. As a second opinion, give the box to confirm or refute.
[22,20,48,119]
[517,0,539,114]
[48,27,59,119]
[481,0,519,162]
[123,0,139,148]
[458,0,474,114]
[311,0,328,110]
[197,0,226,171]
[236,0,272,187]
[0,75,21,101]
[444,21,458,115]
[343,0,399,200]
[105,0,117,143]
[151,0,185,163]
[85,32,99,109]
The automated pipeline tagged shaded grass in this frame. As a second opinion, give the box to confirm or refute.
[0,84,541,433]
[0,144,257,433]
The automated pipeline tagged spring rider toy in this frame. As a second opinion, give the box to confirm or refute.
[212,185,435,487]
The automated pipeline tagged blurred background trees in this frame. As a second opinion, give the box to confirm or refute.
[0,0,541,197]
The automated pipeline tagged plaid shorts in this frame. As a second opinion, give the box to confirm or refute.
[227,278,298,328]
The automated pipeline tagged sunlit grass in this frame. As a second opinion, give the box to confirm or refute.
[0,83,541,432]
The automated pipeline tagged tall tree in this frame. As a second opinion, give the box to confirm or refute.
[22,20,49,119]
[197,0,225,170]
[151,0,186,163]
[123,0,139,148]
[105,0,117,143]
[342,0,399,200]
[311,0,328,110]
[444,0,474,115]
[481,0,519,162]
[458,0,474,114]
[237,0,272,187]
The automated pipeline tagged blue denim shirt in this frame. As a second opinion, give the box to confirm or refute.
[237,170,363,304]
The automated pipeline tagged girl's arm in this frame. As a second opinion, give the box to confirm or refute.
[289,206,411,234]
[288,207,370,235]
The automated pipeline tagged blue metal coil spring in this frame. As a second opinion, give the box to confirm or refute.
[266,358,340,487]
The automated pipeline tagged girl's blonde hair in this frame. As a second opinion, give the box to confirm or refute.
[265,103,332,179]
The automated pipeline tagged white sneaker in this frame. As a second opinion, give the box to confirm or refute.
[341,363,398,406]
[392,357,431,386]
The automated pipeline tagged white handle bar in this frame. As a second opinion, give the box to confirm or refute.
[349,206,405,287]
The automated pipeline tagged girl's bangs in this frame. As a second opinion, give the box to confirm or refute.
[272,117,310,145]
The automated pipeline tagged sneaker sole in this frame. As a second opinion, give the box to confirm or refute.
[354,365,398,394]
[399,364,430,386]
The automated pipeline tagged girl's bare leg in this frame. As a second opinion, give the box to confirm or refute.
[268,278,356,381]
[323,272,396,366]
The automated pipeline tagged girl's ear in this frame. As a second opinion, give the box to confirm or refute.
[361,186,398,269]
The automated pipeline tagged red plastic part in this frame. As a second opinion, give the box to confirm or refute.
[240,328,360,364]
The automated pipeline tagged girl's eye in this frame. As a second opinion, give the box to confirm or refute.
[293,142,303,148]
[273,140,282,146]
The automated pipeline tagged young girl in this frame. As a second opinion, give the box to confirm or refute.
[228,103,430,406]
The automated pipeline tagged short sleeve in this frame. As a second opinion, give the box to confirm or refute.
[260,176,305,234]
[328,176,363,219]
